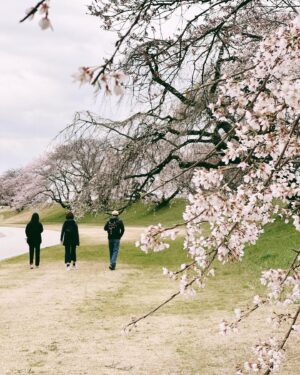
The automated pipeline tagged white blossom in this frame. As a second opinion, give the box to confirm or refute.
[292,324,300,332]
[253,295,262,306]
[234,308,241,320]
[38,17,53,30]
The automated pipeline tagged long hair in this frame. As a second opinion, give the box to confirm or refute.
[30,212,40,224]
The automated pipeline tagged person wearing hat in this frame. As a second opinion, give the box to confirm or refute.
[104,210,125,270]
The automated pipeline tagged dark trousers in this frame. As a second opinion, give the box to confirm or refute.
[64,244,77,264]
[29,244,40,266]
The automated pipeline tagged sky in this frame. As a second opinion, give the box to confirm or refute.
[0,0,126,173]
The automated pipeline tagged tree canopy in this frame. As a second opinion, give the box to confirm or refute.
[1,1,299,373]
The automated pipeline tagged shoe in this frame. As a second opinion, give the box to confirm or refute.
[66,263,70,271]
[109,265,115,270]
[30,264,34,269]
[72,264,77,270]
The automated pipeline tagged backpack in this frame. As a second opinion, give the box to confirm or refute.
[107,219,121,237]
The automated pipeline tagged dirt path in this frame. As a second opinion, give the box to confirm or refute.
[0,224,149,261]
[44,224,185,245]
[0,258,299,375]
[0,261,202,375]
[0,224,298,374]
[0,224,153,245]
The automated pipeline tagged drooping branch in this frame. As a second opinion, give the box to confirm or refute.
[19,0,47,23]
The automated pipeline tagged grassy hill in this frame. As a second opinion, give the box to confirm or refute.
[1,199,299,275]
[4,213,299,283]
[0,199,187,226]
[2,199,300,311]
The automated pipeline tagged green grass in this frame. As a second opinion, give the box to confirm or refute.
[0,209,18,221]
[2,203,299,314]
[0,199,187,226]
[5,218,299,285]
[245,219,300,269]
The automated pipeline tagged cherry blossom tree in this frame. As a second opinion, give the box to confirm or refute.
[1,138,121,213]
[20,1,299,207]
[0,161,47,211]
[19,1,300,373]
[133,14,300,374]
[0,169,22,207]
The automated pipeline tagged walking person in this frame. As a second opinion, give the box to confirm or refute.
[104,210,125,270]
[60,211,80,271]
[25,212,43,269]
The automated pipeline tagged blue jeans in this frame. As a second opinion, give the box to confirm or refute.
[109,239,120,269]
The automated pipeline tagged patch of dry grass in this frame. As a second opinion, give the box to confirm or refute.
[0,217,299,374]
[0,255,299,375]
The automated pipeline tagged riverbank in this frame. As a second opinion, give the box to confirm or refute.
[0,225,149,261]
[0,226,59,261]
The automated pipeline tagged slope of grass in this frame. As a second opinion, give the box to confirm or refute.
[0,199,187,226]
[2,202,299,315]
[5,218,299,294]
[245,218,300,270]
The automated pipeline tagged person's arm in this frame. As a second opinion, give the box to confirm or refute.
[119,220,125,238]
[40,223,44,234]
[75,223,80,246]
[60,222,65,242]
[25,224,29,237]
[104,221,108,232]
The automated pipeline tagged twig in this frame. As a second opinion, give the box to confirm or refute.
[104,362,133,371]
[19,0,46,23]
[123,250,218,332]
[263,305,300,375]
[232,248,300,325]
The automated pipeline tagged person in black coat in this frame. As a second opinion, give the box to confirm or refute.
[25,212,43,269]
[60,211,80,270]
[104,210,125,270]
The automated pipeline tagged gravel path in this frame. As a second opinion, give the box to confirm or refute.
[0,226,60,261]
[0,225,148,261]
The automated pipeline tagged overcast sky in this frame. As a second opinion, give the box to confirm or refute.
[0,0,126,173]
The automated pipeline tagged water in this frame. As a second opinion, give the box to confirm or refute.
[0,226,59,261]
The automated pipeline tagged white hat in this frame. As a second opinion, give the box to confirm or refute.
[111,210,119,216]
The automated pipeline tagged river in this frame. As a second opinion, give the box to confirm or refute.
[0,226,60,261]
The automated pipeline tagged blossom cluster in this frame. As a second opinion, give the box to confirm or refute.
[72,68,126,95]
[138,12,300,283]
[260,268,300,306]
[136,14,300,373]
[242,338,284,373]
[25,0,53,30]
[135,224,178,253]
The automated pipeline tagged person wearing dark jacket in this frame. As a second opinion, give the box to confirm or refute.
[104,210,125,270]
[60,211,80,270]
[25,212,43,269]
